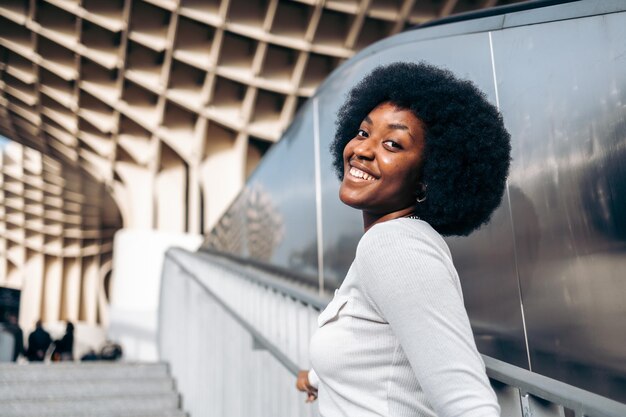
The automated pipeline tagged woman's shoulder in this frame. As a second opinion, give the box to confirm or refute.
[353,218,460,297]
[358,218,449,256]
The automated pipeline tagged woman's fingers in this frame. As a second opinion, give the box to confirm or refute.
[306,391,318,403]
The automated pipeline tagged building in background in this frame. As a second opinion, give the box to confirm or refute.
[0,0,525,335]
[0,141,120,336]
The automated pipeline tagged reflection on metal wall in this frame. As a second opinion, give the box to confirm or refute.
[206,107,320,280]
[493,11,626,401]
[201,1,626,403]
[207,184,285,262]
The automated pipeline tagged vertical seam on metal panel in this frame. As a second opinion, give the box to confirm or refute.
[489,31,533,371]
[489,32,501,109]
[313,97,325,295]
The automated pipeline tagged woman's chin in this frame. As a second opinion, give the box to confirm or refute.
[338,187,364,210]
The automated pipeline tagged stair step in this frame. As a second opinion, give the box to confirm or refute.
[0,393,181,417]
[1,412,187,417]
[0,362,169,382]
[0,378,175,400]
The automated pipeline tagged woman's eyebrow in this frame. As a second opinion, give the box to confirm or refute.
[388,123,408,131]
[388,123,416,141]
[362,118,415,140]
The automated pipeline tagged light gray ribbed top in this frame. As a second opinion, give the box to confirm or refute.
[309,218,500,417]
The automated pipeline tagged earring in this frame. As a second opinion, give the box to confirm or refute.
[416,183,427,203]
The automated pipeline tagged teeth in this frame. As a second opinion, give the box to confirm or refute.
[349,166,375,181]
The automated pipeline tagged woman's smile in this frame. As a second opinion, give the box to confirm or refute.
[347,162,378,181]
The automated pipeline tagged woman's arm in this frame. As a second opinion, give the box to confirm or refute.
[357,222,500,417]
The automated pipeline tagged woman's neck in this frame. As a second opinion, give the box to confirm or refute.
[362,206,416,232]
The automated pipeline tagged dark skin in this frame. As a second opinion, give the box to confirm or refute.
[296,102,426,402]
[296,370,318,403]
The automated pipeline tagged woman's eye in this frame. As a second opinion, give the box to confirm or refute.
[357,129,368,138]
[383,140,402,149]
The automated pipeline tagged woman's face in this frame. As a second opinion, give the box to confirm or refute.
[339,102,425,216]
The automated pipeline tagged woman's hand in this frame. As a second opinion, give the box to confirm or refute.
[296,370,318,403]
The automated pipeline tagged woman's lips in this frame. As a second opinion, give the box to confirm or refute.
[348,166,377,181]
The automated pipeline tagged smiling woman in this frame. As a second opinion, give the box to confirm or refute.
[333,62,511,236]
[296,62,511,417]
[340,102,426,230]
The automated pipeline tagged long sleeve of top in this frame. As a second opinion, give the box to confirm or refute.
[308,369,320,389]
[309,218,500,417]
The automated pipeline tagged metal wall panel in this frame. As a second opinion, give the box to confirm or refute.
[205,106,320,284]
[492,12,626,402]
[446,190,530,370]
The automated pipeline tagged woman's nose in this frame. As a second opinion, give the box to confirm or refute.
[353,138,375,160]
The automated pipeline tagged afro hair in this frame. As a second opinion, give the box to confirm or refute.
[331,62,511,236]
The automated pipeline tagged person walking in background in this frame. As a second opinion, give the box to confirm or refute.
[52,321,74,361]
[26,320,52,362]
[2,313,24,362]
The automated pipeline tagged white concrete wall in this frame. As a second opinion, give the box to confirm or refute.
[108,229,202,361]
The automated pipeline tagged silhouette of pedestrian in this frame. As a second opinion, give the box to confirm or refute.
[52,321,74,362]
[26,320,52,362]
[2,313,24,362]
[80,349,99,361]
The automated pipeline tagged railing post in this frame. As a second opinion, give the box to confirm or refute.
[521,393,533,417]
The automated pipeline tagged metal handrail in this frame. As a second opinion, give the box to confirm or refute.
[483,356,626,417]
[194,248,328,310]
[166,253,301,377]
[165,248,626,417]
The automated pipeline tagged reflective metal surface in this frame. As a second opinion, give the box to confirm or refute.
[492,12,626,401]
[207,106,319,280]
[201,1,626,402]
[446,189,530,370]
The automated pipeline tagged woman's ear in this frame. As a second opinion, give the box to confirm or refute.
[416,182,428,203]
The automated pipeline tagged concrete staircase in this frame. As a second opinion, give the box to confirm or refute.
[0,362,187,417]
